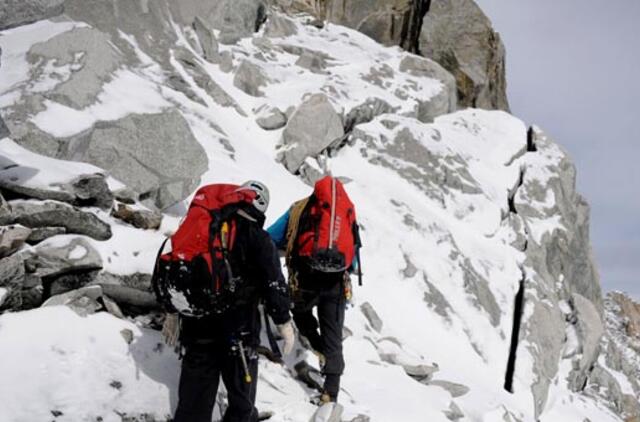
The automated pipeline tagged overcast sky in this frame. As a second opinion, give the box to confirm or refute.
[474,0,640,298]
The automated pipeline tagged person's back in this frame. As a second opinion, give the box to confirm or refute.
[268,176,362,405]
[155,181,294,422]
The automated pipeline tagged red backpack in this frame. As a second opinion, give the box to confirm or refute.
[151,184,256,317]
[296,176,358,273]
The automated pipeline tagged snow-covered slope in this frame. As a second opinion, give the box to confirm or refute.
[0,2,636,421]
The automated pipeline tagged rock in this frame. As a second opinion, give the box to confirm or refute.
[608,292,640,339]
[112,203,163,230]
[567,293,604,392]
[27,27,120,109]
[207,0,267,45]
[295,50,329,74]
[26,227,66,245]
[444,401,464,420]
[428,380,470,398]
[294,360,323,392]
[193,16,219,62]
[26,237,103,279]
[233,60,269,97]
[399,55,457,123]
[264,12,298,38]
[112,188,138,205]
[120,329,134,345]
[278,94,344,173]
[8,200,112,240]
[93,272,153,292]
[360,302,383,333]
[102,295,125,319]
[403,363,439,379]
[0,175,75,204]
[0,224,32,258]
[344,98,395,134]
[256,107,287,130]
[0,192,10,221]
[284,0,429,53]
[420,0,509,111]
[63,111,208,210]
[0,254,26,311]
[0,0,64,31]
[0,114,9,139]
[42,285,104,317]
[69,174,114,210]
[49,270,99,297]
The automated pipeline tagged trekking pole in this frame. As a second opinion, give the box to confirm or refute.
[237,340,253,384]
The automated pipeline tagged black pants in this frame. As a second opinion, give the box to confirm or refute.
[292,270,346,400]
[173,342,259,422]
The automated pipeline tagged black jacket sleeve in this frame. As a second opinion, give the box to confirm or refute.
[250,229,291,325]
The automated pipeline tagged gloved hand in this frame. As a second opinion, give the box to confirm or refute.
[277,320,295,355]
[162,313,180,347]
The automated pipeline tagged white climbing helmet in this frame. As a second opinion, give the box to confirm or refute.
[241,180,270,213]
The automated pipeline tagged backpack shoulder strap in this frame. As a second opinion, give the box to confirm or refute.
[285,197,310,262]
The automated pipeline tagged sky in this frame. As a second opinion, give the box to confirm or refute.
[474,0,640,299]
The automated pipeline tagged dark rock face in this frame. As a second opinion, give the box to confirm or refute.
[0,0,64,31]
[419,0,509,111]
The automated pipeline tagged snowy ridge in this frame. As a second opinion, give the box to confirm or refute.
[0,5,635,422]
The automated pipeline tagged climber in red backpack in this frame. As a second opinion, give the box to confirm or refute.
[268,175,363,405]
[152,181,294,422]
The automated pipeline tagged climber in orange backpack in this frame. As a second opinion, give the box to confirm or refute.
[268,175,363,405]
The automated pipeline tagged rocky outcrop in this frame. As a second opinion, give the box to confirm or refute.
[63,111,208,210]
[272,0,430,53]
[0,0,64,31]
[206,0,267,45]
[419,0,509,111]
[5,200,112,241]
[278,94,344,173]
[399,55,457,123]
[69,174,113,210]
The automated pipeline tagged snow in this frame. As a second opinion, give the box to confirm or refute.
[0,20,87,100]
[0,10,626,422]
[0,287,8,307]
[31,69,172,137]
[67,244,88,260]
[0,138,125,193]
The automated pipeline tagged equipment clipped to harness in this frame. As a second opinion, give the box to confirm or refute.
[151,184,256,317]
